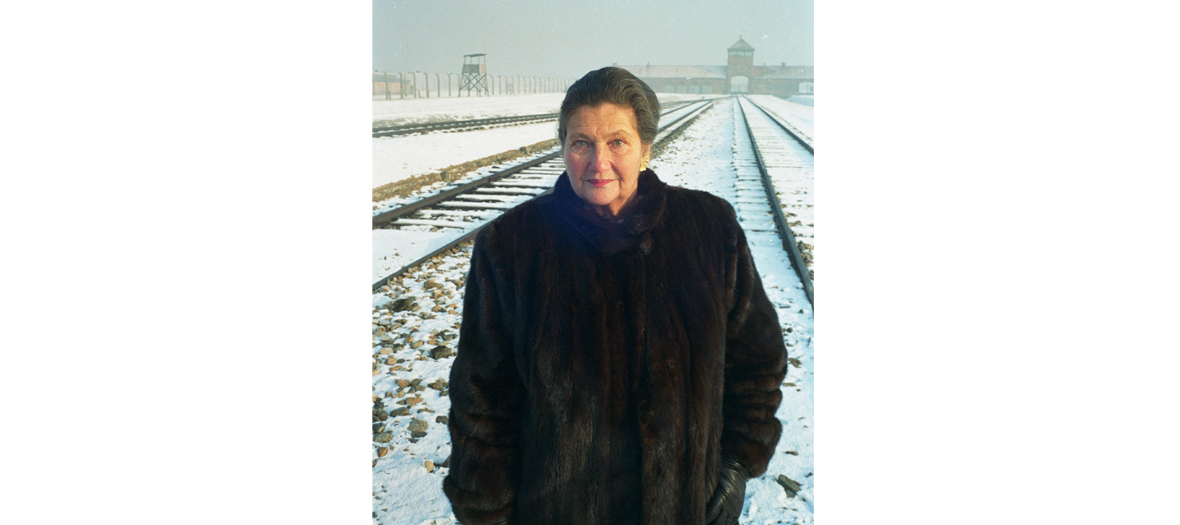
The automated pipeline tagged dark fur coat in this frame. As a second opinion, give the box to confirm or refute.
[444,170,788,525]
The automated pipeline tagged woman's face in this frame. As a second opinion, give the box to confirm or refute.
[563,103,652,217]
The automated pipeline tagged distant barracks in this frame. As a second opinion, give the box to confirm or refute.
[618,36,813,97]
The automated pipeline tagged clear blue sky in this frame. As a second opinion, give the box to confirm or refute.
[373,0,813,78]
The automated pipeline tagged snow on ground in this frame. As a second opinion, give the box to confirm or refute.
[748,94,814,143]
[737,97,815,279]
[373,94,565,126]
[787,94,813,107]
[373,95,814,525]
[373,229,461,283]
[373,122,558,188]
[371,146,558,213]
[373,94,723,189]
[373,92,720,126]
[372,249,469,523]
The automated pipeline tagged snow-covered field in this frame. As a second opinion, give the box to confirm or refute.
[373,93,566,127]
[372,122,558,188]
[372,93,726,189]
[372,93,721,127]
[787,95,813,107]
[372,94,814,524]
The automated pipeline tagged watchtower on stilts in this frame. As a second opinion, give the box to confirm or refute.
[459,54,489,96]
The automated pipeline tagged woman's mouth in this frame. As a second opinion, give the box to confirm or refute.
[586,179,613,188]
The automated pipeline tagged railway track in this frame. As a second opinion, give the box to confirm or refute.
[373,112,558,138]
[372,99,714,290]
[743,97,813,153]
[372,101,697,138]
[735,95,815,304]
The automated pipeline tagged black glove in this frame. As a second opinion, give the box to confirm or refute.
[705,456,749,525]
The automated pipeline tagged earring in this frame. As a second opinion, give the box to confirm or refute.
[640,156,649,171]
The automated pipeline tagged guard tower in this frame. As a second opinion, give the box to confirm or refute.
[727,35,755,94]
[727,35,755,76]
[459,54,489,96]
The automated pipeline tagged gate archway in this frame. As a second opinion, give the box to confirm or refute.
[729,75,749,94]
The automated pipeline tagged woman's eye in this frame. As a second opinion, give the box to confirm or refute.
[611,139,626,147]
[572,140,588,148]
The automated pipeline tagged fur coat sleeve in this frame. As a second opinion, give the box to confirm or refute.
[720,212,789,476]
[442,224,524,525]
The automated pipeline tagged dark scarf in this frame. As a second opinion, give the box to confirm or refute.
[552,169,668,256]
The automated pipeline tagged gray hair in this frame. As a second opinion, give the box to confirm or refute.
[558,67,661,147]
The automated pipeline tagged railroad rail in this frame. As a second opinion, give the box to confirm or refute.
[742,97,813,153]
[372,101,697,138]
[736,95,814,304]
[373,113,558,138]
[372,100,714,290]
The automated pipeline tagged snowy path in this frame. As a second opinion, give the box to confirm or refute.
[372,96,814,525]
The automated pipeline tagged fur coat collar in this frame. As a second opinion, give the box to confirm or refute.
[553,169,666,255]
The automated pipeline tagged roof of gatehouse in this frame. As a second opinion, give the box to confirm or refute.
[728,36,754,51]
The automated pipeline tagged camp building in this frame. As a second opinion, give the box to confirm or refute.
[618,36,813,97]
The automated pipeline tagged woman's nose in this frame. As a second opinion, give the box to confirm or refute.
[592,146,612,172]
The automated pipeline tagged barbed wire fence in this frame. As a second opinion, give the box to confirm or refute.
[373,71,574,100]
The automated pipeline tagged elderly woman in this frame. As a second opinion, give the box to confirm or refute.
[443,67,787,525]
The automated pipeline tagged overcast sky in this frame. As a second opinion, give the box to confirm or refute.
[373,0,813,79]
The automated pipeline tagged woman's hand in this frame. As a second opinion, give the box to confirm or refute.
[705,456,749,525]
